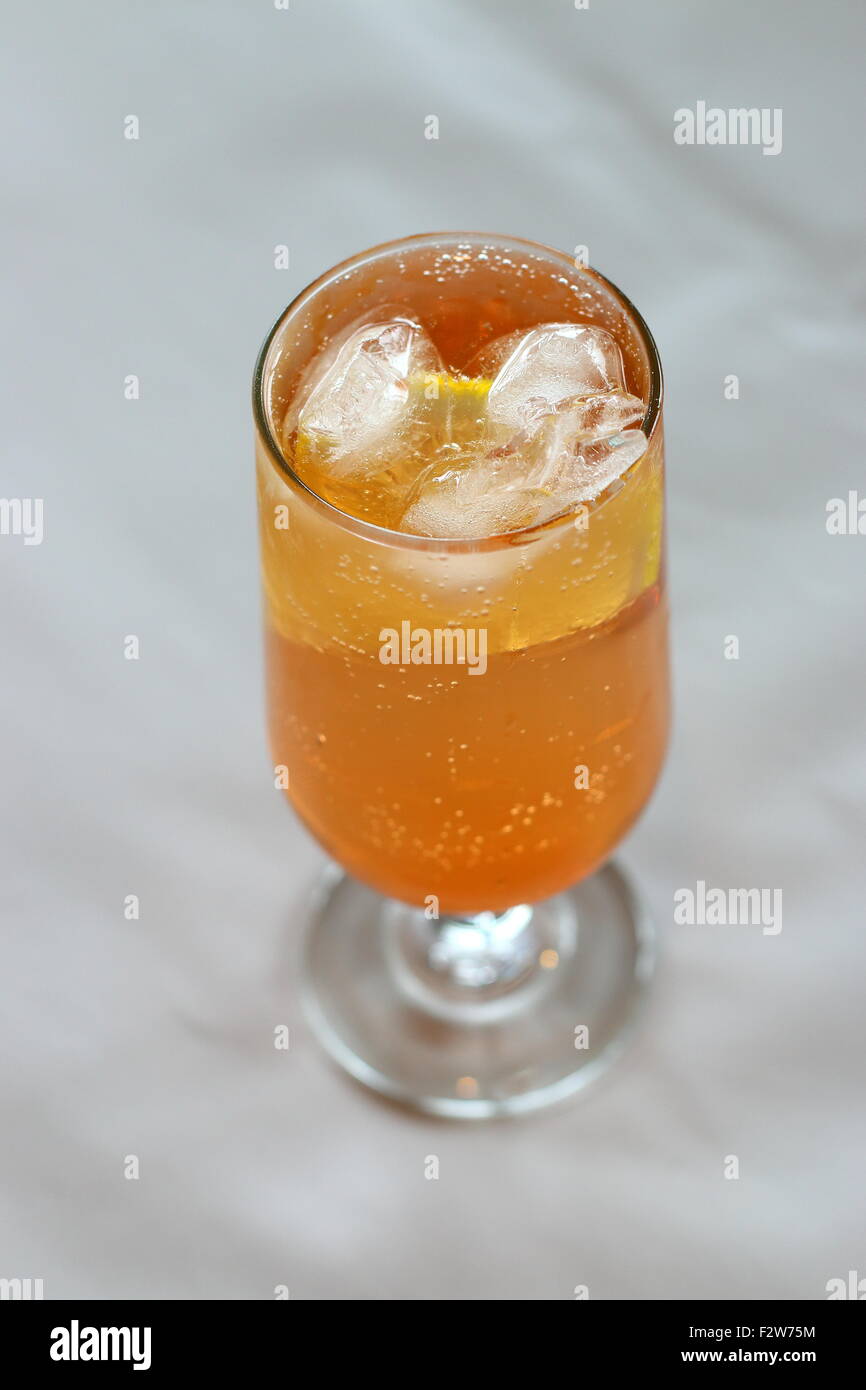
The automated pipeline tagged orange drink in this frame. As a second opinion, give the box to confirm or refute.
[254,233,668,1116]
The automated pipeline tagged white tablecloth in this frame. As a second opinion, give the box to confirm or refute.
[2,0,864,1299]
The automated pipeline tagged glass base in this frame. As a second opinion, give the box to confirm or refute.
[301,862,655,1119]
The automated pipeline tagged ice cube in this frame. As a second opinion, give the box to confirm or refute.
[288,318,442,479]
[483,323,627,437]
[504,391,643,476]
[557,428,649,500]
[401,420,649,539]
[553,390,645,440]
[401,459,569,539]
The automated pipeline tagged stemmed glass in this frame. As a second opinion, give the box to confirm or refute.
[254,233,668,1117]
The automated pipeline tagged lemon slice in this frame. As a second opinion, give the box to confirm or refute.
[413,372,490,402]
[408,371,491,441]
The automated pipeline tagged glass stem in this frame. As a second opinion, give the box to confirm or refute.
[394,903,541,999]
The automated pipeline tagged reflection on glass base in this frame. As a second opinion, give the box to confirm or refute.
[301,862,655,1119]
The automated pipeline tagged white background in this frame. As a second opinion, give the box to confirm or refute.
[1,0,864,1299]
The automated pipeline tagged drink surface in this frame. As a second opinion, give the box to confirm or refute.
[257,238,668,913]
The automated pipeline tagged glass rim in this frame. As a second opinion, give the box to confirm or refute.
[252,230,664,553]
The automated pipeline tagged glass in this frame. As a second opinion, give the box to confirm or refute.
[254,233,669,1117]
